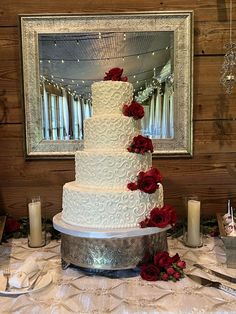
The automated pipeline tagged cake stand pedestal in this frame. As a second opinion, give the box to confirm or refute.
[53,213,169,270]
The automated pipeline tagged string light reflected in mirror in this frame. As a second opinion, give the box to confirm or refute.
[39,31,174,141]
[220,0,236,94]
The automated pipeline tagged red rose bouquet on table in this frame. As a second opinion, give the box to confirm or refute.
[122,101,144,120]
[127,135,153,154]
[104,67,128,81]
[137,205,182,282]
[127,168,162,194]
[139,251,186,282]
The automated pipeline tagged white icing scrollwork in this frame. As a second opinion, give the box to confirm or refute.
[62,182,163,229]
[84,115,140,150]
[92,81,133,116]
[75,151,152,189]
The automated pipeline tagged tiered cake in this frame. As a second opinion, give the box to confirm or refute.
[62,79,163,229]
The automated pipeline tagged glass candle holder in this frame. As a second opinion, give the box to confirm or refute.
[183,230,203,248]
[183,196,203,248]
[27,196,46,248]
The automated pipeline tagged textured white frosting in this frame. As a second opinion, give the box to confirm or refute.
[62,182,163,228]
[62,80,164,230]
[92,81,133,116]
[75,151,152,189]
[84,114,140,150]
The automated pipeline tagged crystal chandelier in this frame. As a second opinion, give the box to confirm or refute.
[220,0,236,94]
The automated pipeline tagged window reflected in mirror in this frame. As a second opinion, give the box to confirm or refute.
[39,31,174,142]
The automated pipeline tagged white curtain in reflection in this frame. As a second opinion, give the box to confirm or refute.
[83,99,92,120]
[58,96,64,140]
[169,92,174,138]
[146,88,162,139]
[50,94,58,140]
[42,83,50,140]
[141,105,150,136]
[62,88,70,140]
[79,98,86,139]
[78,98,83,140]
[161,92,170,138]
[153,88,162,138]
[88,100,92,116]
[78,98,92,139]
[161,85,174,139]
[71,95,79,140]
[40,94,44,138]
[41,87,93,140]
[148,93,155,136]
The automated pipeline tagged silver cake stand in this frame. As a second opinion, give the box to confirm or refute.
[53,213,169,270]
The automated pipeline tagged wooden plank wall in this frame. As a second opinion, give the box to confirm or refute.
[0,0,236,219]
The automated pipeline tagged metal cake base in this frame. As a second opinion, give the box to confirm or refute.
[53,213,169,270]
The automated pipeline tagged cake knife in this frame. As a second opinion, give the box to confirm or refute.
[187,274,236,297]
[193,263,236,283]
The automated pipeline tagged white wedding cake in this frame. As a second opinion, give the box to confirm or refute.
[62,77,163,229]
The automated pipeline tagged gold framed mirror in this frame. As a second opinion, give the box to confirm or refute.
[19,12,193,158]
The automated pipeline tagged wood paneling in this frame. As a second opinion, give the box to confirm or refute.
[0,0,236,25]
[0,0,236,219]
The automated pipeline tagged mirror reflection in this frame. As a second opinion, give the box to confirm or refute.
[39,31,174,142]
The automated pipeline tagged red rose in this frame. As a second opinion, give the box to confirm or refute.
[154,251,172,268]
[161,273,169,281]
[149,207,171,228]
[122,101,144,120]
[163,204,177,226]
[148,204,177,228]
[4,217,21,233]
[139,217,150,228]
[128,168,162,194]
[128,135,153,154]
[140,264,160,281]
[138,250,186,282]
[137,168,162,194]
[144,168,163,182]
[166,267,175,275]
[127,182,138,191]
[104,67,127,81]
[139,202,176,229]
[176,260,186,269]
[173,272,181,280]
[138,173,158,194]
[122,104,129,116]
[170,253,180,264]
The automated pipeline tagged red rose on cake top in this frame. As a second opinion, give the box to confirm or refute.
[103,67,128,81]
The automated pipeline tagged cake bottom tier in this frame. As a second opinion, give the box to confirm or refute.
[62,181,163,229]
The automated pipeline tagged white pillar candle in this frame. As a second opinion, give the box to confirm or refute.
[187,199,201,246]
[28,201,42,247]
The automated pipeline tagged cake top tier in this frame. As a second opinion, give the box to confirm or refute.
[91,81,133,116]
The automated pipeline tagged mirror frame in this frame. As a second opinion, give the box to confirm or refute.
[19,11,193,159]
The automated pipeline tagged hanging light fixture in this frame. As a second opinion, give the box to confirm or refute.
[220,0,236,94]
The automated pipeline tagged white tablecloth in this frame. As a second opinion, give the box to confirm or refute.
[0,236,235,314]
